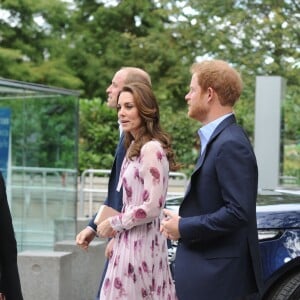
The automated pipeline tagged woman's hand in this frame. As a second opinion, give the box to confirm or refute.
[97,219,116,238]
[105,238,115,258]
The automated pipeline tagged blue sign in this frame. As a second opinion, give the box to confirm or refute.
[0,108,11,182]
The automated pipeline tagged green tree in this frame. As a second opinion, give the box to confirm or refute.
[78,98,119,172]
[0,96,77,168]
[0,0,299,178]
[0,0,82,89]
[179,0,300,140]
[66,0,191,110]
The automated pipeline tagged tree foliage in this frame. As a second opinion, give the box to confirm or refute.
[79,98,119,172]
[1,96,77,168]
[0,0,299,174]
[0,0,82,88]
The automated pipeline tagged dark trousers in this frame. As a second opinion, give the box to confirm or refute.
[95,259,108,300]
[237,293,261,300]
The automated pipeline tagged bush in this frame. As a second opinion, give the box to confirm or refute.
[160,107,199,175]
[78,98,200,175]
[79,98,300,185]
[79,98,119,173]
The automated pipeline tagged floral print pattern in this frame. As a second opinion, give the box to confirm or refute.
[99,140,177,300]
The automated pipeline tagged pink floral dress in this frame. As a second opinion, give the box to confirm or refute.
[99,140,177,300]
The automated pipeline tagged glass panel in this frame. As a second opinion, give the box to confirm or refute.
[0,81,79,251]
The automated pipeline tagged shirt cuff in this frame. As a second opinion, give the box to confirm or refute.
[87,225,97,234]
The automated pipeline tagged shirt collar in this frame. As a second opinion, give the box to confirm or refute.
[198,113,233,155]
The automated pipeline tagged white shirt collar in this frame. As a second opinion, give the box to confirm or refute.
[198,113,233,155]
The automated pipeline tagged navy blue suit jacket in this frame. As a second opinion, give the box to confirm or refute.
[89,134,125,230]
[0,172,23,300]
[175,115,263,300]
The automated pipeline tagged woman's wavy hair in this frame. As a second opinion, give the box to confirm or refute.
[117,82,179,171]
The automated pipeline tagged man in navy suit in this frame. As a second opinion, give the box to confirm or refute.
[76,67,151,300]
[161,60,263,300]
[0,171,23,300]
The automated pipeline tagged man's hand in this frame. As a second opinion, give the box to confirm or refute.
[76,227,96,250]
[97,219,116,238]
[160,209,181,241]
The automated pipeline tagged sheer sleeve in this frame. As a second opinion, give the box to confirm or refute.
[109,141,169,231]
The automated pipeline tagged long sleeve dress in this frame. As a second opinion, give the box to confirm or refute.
[99,140,177,300]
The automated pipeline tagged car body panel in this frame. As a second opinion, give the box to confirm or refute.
[166,190,300,297]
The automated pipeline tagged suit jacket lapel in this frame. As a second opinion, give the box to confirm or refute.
[209,114,236,143]
[183,115,236,197]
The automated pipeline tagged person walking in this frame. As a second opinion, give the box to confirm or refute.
[76,67,151,299]
[161,59,263,300]
[97,82,178,299]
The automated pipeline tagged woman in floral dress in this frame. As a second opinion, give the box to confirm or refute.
[97,82,178,300]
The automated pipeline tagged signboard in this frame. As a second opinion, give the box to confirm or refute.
[0,108,11,182]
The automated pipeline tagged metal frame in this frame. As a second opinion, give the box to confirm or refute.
[0,77,80,97]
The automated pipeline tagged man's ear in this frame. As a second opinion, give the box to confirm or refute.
[207,87,214,102]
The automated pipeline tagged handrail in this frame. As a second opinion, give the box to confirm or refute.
[8,166,77,218]
[8,166,187,219]
[78,169,188,218]
[79,169,111,217]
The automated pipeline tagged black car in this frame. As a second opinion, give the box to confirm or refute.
[166,190,300,300]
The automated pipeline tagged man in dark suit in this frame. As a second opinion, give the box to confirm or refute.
[0,171,23,300]
[76,67,151,300]
[161,60,263,300]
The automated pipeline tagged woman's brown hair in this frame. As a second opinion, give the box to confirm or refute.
[117,82,179,171]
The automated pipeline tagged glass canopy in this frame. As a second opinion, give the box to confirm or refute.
[0,78,80,251]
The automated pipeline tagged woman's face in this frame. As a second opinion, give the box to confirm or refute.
[117,91,142,138]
